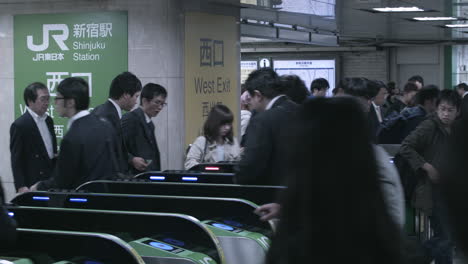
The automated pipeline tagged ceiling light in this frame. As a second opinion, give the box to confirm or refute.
[445,24,468,28]
[412,17,458,21]
[372,6,425,12]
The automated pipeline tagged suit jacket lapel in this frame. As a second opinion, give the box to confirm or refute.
[136,108,155,149]
[46,116,57,155]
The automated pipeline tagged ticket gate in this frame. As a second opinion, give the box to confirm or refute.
[6,206,224,264]
[187,163,237,173]
[77,181,285,205]
[12,192,274,236]
[0,228,144,264]
[12,192,273,264]
[134,171,234,184]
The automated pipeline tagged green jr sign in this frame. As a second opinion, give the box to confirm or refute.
[14,11,128,140]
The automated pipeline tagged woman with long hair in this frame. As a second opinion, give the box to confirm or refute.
[184,104,241,170]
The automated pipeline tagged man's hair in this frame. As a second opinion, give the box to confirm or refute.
[403,82,419,94]
[437,89,462,110]
[140,83,167,104]
[245,68,285,99]
[333,78,350,95]
[456,83,468,92]
[23,82,48,106]
[57,77,90,111]
[281,74,310,104]
[386,81,396,95]
[343,77,375,100]
[203,104,234,144]
[109,72,142,100]
[310,78,330,92]
[408,75,424,86]
[415,85,440,105]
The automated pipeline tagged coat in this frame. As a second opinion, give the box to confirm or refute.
[184,136,241,170]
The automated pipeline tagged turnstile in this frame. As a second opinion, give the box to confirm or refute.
[0,228,144,264]
[77,181,285,205]
[12,192,273,264]
[6,206,224,264]
[134,171,234,184]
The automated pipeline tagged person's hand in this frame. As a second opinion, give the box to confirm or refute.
[423,163,439,183]
[132,157,148,171]
[254,203,281,221]
[17,186,29,193]
[29,182,40,191]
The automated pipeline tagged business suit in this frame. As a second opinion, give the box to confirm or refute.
[236,96,298,186]
[37,114,117,190]
[93,100,128,173]
[10,111,57,190]
[122,107,161,174]
[369,103,382,142]
[461,95,468,118]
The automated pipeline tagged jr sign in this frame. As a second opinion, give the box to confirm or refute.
[14,11,128,141]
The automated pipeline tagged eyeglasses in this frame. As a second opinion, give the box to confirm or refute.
[152,100,167,107]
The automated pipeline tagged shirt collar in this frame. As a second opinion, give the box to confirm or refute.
[108,98,122,119]
[265,95,285,111]
[142,108,152,123]
[463,91,468,98]
[67,110,90,130]
[372,102,380,109]
[27,107,47,122]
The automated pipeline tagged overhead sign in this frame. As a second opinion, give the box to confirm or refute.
[14,11,128,141]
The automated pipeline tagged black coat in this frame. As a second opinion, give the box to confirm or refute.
[37,114,117,190]
[236,96,298,186]
[92,100,128,173]
[10,111,57,190]
[461,95,468,119]
[0,183,16,247]
[122,107,161,174]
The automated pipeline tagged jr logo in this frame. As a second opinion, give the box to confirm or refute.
[27,24,69,52]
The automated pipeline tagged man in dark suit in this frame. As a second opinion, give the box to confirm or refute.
[10,82,57,193]
[93,72,142,175]
[456,82,468,118]
[122,83,167,175]
[31,77,117,190]
[236,68,298,186]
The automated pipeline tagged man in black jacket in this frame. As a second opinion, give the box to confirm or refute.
[32,77,117,190]
[122,83,167,174]
[10,82,57,193]
[236,68,298,186]
[93,72,142,175]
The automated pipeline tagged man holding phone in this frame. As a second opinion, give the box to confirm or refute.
[122,83,167,174]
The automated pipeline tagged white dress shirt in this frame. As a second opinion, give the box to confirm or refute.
[372,102,383,123]
[265,95,285,111]
[67,110,90,130]
[27,107,54,159]
[108,98,122,119]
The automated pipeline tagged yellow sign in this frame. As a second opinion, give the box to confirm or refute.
[185,12,239,146]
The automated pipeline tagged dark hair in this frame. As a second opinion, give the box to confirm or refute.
[408,75,424,86]
[140,83,167,104]
[310,78,330,92]
[280,75,310,104]
[369,80,386,97]
[333,78,350,96]
[23,82,48,106]
[57,77,90,111]
[403,82,419,94]
[203,105,234,144]
[343,77,375,99]
[245,68,285,99]
[437,89,462,110]
[456,82,468,92]
[267,97,402,264]
[386,81,396,93]
[414,85,439,105]
[109,72,142,100]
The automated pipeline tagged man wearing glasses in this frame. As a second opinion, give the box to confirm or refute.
[31,77,117,190]
[122,83,167,174]
[10,82,57,193]
[93,72,142,176]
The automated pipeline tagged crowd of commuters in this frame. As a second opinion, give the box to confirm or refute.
[3,67,468,264]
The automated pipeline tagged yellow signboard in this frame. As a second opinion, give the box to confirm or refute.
[184,12,239,146]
